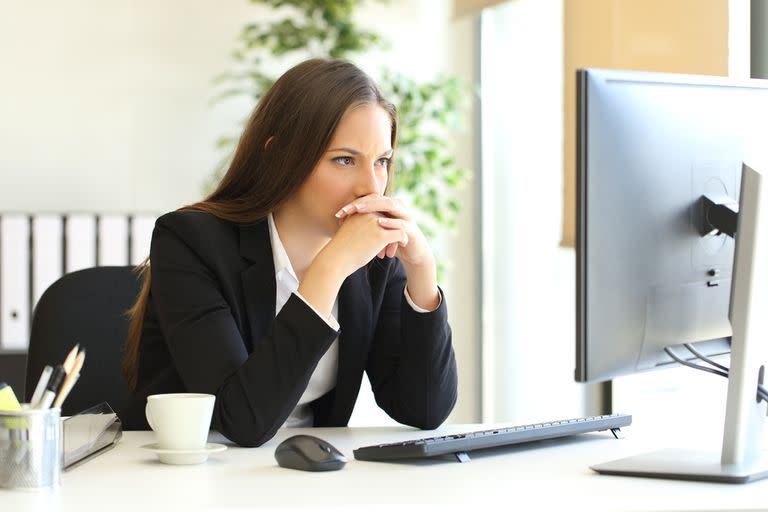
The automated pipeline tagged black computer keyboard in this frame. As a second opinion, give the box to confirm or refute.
[353,413,632,462]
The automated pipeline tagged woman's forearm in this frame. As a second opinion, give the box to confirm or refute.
[402,259,440,311]
[297,252,347,318]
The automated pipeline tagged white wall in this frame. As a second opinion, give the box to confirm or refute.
[444,15,482,425]
[0,0,480,424]
[480,0,589,424]
[0,0,256,212]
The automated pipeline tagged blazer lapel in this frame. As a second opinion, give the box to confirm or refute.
[239,220,276,353]
[329,266,373,421]
[237,218,373,423]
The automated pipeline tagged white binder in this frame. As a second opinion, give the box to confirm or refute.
[1,215,31,349]
[65,215,96,273]
[130,214,156,265]
[98,215,129,266]
[32,215,64,306]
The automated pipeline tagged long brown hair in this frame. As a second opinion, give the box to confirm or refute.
[123,58,398,389]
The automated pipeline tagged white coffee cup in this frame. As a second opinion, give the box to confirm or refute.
[145,393,215,451]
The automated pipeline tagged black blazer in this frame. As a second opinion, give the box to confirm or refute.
[121,211,458,446]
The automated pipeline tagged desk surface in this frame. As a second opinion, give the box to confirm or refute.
[3,423,767,511]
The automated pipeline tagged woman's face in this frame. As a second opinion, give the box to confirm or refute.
[291,103,393,237]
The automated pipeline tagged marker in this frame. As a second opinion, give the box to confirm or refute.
[37,366,66,409]
[29,365,53,407]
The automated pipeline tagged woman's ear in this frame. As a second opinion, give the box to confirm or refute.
[264,136,275,150]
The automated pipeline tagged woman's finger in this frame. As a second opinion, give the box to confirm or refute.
[336,196,409,221]
[377,217,406,230]
[378,217,411,249]
[381,227,407,257]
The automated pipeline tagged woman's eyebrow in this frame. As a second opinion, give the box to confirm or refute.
[327,146,360,155]
[328,147,393,157]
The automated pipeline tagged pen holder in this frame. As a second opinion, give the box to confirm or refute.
[0,408,62,490]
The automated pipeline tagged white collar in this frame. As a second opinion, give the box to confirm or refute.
[267,212,299,282]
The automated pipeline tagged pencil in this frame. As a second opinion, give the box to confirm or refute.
[53,374,80,409]
[62,344,80,375]
[53,350,85,408]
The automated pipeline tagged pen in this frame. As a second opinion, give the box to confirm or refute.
[29,365,53,407]
[37,365,66,409]
[53,350,85,409]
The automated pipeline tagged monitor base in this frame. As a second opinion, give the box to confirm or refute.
[591,448,768,484]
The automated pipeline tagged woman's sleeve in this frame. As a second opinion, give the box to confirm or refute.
[149,220,338,447]
[365,259,458,429]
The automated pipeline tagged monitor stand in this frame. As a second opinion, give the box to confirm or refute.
[591,448,768,484]
[592,162,768,484]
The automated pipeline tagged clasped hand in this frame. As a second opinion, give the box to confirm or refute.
[330,194,434,273]
[303,194,439,312]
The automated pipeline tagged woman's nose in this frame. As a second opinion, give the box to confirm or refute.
[357,166,382,195]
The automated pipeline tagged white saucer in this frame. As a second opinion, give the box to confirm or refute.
[140,442,227,465]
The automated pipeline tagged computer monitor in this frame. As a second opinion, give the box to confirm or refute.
[575,68,768,483]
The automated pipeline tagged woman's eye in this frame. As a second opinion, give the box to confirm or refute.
[376,158,391,168]
[334,156,354,166]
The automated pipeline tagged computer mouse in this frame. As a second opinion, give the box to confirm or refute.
[274,434,347,472]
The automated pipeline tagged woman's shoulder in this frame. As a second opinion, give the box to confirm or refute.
[157,209,230,228]
[154,210,240,247]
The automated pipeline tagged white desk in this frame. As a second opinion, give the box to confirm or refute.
[2,423,767,511]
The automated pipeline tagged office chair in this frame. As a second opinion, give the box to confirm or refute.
[25,266,141,417]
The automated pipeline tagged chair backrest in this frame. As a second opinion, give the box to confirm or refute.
[25,266,140,416]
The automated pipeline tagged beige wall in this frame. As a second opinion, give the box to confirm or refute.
[561,0,730,246]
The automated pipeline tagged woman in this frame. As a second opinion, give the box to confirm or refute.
[121,58,458,447]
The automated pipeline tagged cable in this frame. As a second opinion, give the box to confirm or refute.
[683,343,729,372]
[664,347,729,378]
[664,346,768,403]
[681,344,768,401]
